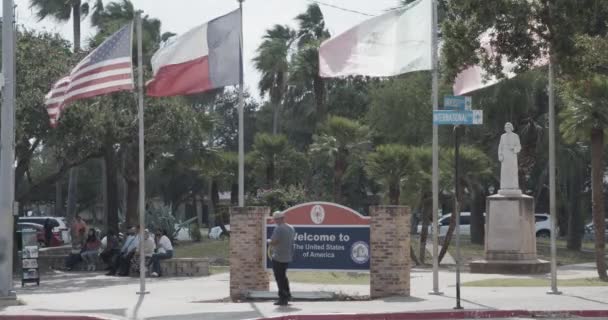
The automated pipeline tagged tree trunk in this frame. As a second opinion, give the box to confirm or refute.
[55,165,63,216]
[419,196,431,265]
[388,184,400,206]
[590,128,607,280]
[470,190,485,245]
[105,149,119,233]
[266,160,275,188]
[272,101,279,135]
[72,1,81,51]
[125,178,139,228]
[438,209,457,264]
[566,201,583,251]
[101,159,108,231]
[207,179,215,227]
[66,168,79,220]
[313,75,326,121]
[333,155,345,204]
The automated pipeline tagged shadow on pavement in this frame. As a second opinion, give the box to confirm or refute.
[565,294,608,306]
[16,272,141,295]
[147,311,262,320]
[378,296,426,303]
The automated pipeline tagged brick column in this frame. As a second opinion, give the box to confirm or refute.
[229,206,269,301]
[370,205,411,299]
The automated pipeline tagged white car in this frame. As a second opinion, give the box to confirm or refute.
[209,225,230,240]
[417,212,553,237]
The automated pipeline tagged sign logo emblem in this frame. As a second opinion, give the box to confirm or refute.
[350,241,370,264]
[310,205,325,224]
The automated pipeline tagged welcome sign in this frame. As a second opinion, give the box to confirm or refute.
[264,202,371,271]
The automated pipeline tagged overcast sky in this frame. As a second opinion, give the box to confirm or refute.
[4,0,399,100]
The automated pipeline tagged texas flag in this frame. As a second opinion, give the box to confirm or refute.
[146,9,242,97]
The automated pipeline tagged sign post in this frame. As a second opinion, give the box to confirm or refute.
[433,96,482,310]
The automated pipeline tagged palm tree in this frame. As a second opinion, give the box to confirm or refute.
[310,116,368,204]
[249,133,290,188]
[30,0,94,51]
[253,25,295,135]
[365,144,417,205]
[290,4,330,121]
[560,74,608,281]
[437,146,493,264]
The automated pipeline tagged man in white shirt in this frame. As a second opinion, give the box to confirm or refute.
[149,229,174,277]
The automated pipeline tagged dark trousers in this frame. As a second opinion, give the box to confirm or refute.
[109,251,134,275]
[148,250,173,276]
[100,249,119,267]
[65,253,82,270]
[272,260,291,301]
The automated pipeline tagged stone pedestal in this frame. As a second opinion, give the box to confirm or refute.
[470,194,549,274]
[370,206,410,299]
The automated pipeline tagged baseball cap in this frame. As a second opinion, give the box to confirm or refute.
[273,211,285,219]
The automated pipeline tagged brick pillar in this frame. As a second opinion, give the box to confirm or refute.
[370,205,411,299]
[229,206,269,301]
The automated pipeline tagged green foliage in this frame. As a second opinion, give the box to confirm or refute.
[189,224,203,242]
[146,204,176,240]
[368,73,432,145]
[252,185,310,212]
[365,144,417,204]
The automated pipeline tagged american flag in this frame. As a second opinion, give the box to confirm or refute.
[45,23,134,127]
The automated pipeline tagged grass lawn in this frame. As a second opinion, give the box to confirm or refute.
[441,236,596,266]
[174,239,229,263]
[463,277,608,287]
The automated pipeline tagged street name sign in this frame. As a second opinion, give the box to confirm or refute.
[433,110,483,125]
[264,202,370,271]
[444,95,472,111]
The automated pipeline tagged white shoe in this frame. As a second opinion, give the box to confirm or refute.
[151,272,159,277]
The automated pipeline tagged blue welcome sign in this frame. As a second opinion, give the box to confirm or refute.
[264,202,370,271]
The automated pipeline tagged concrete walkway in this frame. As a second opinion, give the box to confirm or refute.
[0,264,607,320]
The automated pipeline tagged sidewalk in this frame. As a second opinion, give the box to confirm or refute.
[0,264,607,320]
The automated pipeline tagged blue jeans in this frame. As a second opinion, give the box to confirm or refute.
[149,250,173,276]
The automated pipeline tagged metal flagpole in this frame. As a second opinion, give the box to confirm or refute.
[547,60,561,295]
[237,0,245,207]
[0,0,17,300]
[135,11,148,295]
[429,0,442,296]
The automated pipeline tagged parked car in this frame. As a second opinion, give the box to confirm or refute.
[16,222,63,247]
[18,216,71,244]
[417,212,553,238]
[209,225,230,240]
[583,219,608,241]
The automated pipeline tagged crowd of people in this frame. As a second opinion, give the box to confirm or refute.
[64,215,174,277]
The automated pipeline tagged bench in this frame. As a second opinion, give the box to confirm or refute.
[35,254,209,277]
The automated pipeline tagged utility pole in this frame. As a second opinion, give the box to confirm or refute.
[0,0,17,300]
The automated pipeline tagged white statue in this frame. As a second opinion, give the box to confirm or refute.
[498,122,521,194]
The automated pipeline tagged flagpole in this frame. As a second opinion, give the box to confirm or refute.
[0,0,17,300]
[547,59,561,296]
[429,0,442,296]
[135,11,148,295]
[237,0,245,207]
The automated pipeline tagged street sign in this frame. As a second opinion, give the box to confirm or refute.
[444,95,472,111]
[433,110,483,125]
[264,202,370,271]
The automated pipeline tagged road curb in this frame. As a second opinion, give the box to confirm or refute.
[256,309,608,319]
[0,316,108,320]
